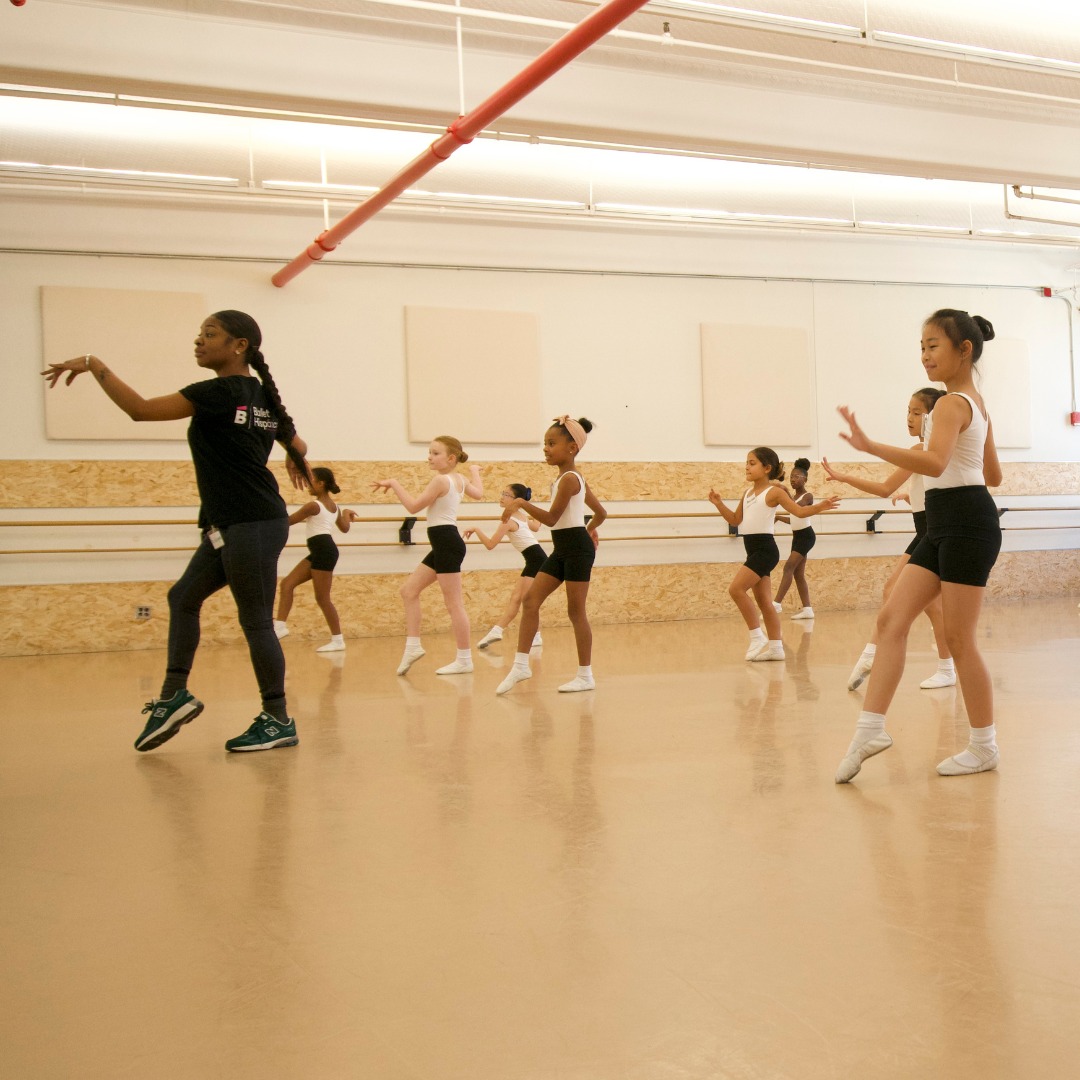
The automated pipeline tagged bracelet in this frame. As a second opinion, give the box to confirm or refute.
[84,355,91,370]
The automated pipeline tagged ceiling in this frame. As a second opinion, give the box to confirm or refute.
[4,0,1080,245]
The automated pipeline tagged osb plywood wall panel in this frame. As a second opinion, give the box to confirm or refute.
[6,460,1080,508]
[3,549,1079,657]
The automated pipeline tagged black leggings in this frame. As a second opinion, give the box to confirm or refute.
[166,517,289,708]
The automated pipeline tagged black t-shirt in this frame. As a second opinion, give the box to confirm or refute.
[180,375,287,530]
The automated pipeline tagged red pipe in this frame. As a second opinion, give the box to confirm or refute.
[272,0,651,286]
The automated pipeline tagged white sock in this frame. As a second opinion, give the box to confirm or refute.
[330,635,344,645]
[406,636,421,650]
[513,651,531,670]
[577,665,593,679]
[767,639,782,648]
[949,724,996,767]
[274,620,287,632]
[749,627,766,644]
[937,657,955,674]
[862,644,877,659]
[848,710,886,752]
[457,648,472,661]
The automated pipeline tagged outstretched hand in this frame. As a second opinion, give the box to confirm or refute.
[707,488,723,508]
[462,528,475,539]
[42,355,94,389]
[818,494,842,512]
[837,406,872,454]
[820,456,842,482]
[371,479,393,494]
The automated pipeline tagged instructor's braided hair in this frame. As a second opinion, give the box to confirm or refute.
[212,310,310,481]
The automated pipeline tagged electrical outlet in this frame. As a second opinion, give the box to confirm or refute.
[135,605,152,621]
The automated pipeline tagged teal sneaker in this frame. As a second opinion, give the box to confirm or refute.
[135,690,204,752]
[225,713,298,753]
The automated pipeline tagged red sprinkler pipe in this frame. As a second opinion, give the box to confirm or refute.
[272,0,651,286]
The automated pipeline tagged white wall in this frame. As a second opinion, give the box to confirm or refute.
[2,197,1079,465]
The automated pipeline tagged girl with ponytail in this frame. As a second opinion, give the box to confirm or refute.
[464,482,547,650]
[44,310,311,754]
[834,310,1003,784]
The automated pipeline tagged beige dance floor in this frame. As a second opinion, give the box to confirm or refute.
[3,597,1079,1079]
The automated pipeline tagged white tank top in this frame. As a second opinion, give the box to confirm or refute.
[925,392,989,491]
[551,470,587,530]
[305,498,338,539]
[741,486,778,535]
[426,474,464,528]
[507,512,541,553]
[790,492,814,531]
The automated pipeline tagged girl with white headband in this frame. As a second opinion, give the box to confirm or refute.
[496,416,607,695]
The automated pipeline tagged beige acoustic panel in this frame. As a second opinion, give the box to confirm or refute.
[701,324,812,447]
[979,337,1031,449]
[404,306,541,445]
[41,287,206,440]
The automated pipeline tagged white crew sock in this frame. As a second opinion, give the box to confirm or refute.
[456,648,472,661]
[862,644,877,659]
[847,710,886,752]
[937,657,956,674]
[406,636,421,650]
[513,651,531,670]
[576,665,592,679]
[749,627,766,644]
[945,724,997,768]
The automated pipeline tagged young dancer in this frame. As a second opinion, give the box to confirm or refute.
[822,387,956,691]
[43,310,310,753]
[373,437,483,676]
[835,310,1002,782]
[709,449,839,662]
[495,417,607,695]
[463,482,546,650]
[772,457,817,620]
[274,466,359,653]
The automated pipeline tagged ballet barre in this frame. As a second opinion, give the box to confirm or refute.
[2,504,1078,556]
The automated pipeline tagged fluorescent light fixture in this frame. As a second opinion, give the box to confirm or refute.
[263,180,587,211]
[262,179,378,194]
[872,30,1080,74]
[859,220,969,233]
[403,189,587,209]
[651,2,863,38]
[595,201,849,225]
[0,160,239,184]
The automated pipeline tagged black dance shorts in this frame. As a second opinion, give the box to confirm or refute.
[904,510,928,558]
[305,533,339,572]
[539,527,594,583]
[520,544,547,579]
[422,525,467,574]
[790,526,816,558]
[907,486,1001,587]
[742,533,780,578]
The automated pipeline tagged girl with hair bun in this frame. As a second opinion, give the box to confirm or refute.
[496,417,607,695]
[823,387,955,692]
[834,310,1003,783]
[373,436,483,676]
[772,456,818,620]
[274,466,359,653]
[710,447,840,663]
[43,310,311,754]
[464,482,547,650]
